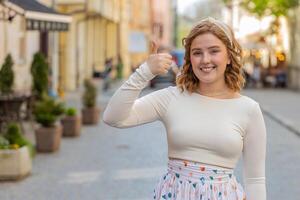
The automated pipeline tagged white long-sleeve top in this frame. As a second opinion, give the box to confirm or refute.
[103,63,266,200]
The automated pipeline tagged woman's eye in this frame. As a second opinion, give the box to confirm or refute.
[210,50,220,54]
[193,52,202,55]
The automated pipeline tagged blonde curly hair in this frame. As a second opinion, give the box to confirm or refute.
[176,19,245,93]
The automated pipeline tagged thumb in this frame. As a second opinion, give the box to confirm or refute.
[150,40,159,54]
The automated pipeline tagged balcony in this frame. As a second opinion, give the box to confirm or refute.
[55,0,120,22]
[87,0,119,22]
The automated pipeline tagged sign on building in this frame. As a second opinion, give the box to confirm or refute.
[129,31,148,53]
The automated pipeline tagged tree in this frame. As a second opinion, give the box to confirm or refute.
[223,0,299,67]
[223,0,299,30]
[0,54,14,94]
[243,0,298,18]
[31,52,49,99]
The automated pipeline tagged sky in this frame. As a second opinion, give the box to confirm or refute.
[177,0,203,14]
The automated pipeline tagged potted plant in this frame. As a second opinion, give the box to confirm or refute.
[30,52,48,100]
[0,123,34,180]
[61,107,81,137]
[82,79,100,124]
[33,97,65,152]
[0,54,14,95]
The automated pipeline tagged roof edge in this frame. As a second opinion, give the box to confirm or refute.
[25,11,72,23]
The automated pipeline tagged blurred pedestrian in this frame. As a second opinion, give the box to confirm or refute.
[103,17,266,200]
[252,61,261,88]
[102,58,113,91]
[116,55,123,80]
[275,66,287,88]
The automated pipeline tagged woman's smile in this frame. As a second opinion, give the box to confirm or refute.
[199,65,217,73]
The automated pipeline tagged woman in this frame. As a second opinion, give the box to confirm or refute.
[103,17,266,200]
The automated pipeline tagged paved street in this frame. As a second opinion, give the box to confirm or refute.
[0,83,300,200]
[243,88,300,136]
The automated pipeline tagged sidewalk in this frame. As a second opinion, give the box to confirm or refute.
[64,78,125,109]
[243,88,300,136]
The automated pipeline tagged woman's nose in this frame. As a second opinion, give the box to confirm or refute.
[202,52,211,64]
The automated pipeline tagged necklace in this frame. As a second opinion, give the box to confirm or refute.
[197,89,231,97]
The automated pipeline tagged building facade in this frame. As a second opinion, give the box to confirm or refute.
[0,0,175,95]
[55,0,130,92]
[0,0,71,95]
[128,0,174,69]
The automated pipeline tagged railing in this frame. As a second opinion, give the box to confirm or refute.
[0,93,34,133]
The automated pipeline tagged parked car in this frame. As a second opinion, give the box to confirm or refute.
[149,49,185,88]
[149,68,176,88]
[171,49,185,67]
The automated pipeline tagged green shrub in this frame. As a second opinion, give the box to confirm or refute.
[2,123,35,157]
[116,61,123,79]
[0,135,10,149]
[33,97,65,127]
[31,52,48,100]
[65,107,77,116]
[82,79,97,108]
[0,54,14,94]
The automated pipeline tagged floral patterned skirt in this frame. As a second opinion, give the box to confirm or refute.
[153,159,246,200]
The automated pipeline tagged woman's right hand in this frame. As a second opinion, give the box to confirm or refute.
[146,41,173,76]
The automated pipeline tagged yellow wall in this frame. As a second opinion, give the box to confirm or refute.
[84,18,119,78]
[56,0,126,91]
[106,21,118,61]
[119,0,130,77]
[86,18,93,79]
[57,12,87,92]
[128,0,151,69]
[93,18,105,71]
[58,31,67,96]
[88,0,120,23]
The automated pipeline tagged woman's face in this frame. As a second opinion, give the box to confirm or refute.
[190,33,230,85]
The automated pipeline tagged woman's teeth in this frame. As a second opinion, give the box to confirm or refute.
[200,66,216,72]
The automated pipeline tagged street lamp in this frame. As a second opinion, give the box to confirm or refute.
[0,0,17,22]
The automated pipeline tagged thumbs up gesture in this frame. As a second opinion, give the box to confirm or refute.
[146,41,173,76]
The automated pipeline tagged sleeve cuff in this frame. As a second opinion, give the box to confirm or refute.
[138,62,155,81]
[120,62,155,90]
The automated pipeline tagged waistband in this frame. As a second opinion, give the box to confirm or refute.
[167,158,234,183]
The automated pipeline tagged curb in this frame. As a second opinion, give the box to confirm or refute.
[261,106,300,137]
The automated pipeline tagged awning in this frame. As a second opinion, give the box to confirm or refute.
[4,0,72,31]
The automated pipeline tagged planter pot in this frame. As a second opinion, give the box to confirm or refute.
[82,107,100,125]
[61,116,81,137]
[0,146,32,180]
[35,124,62,152]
